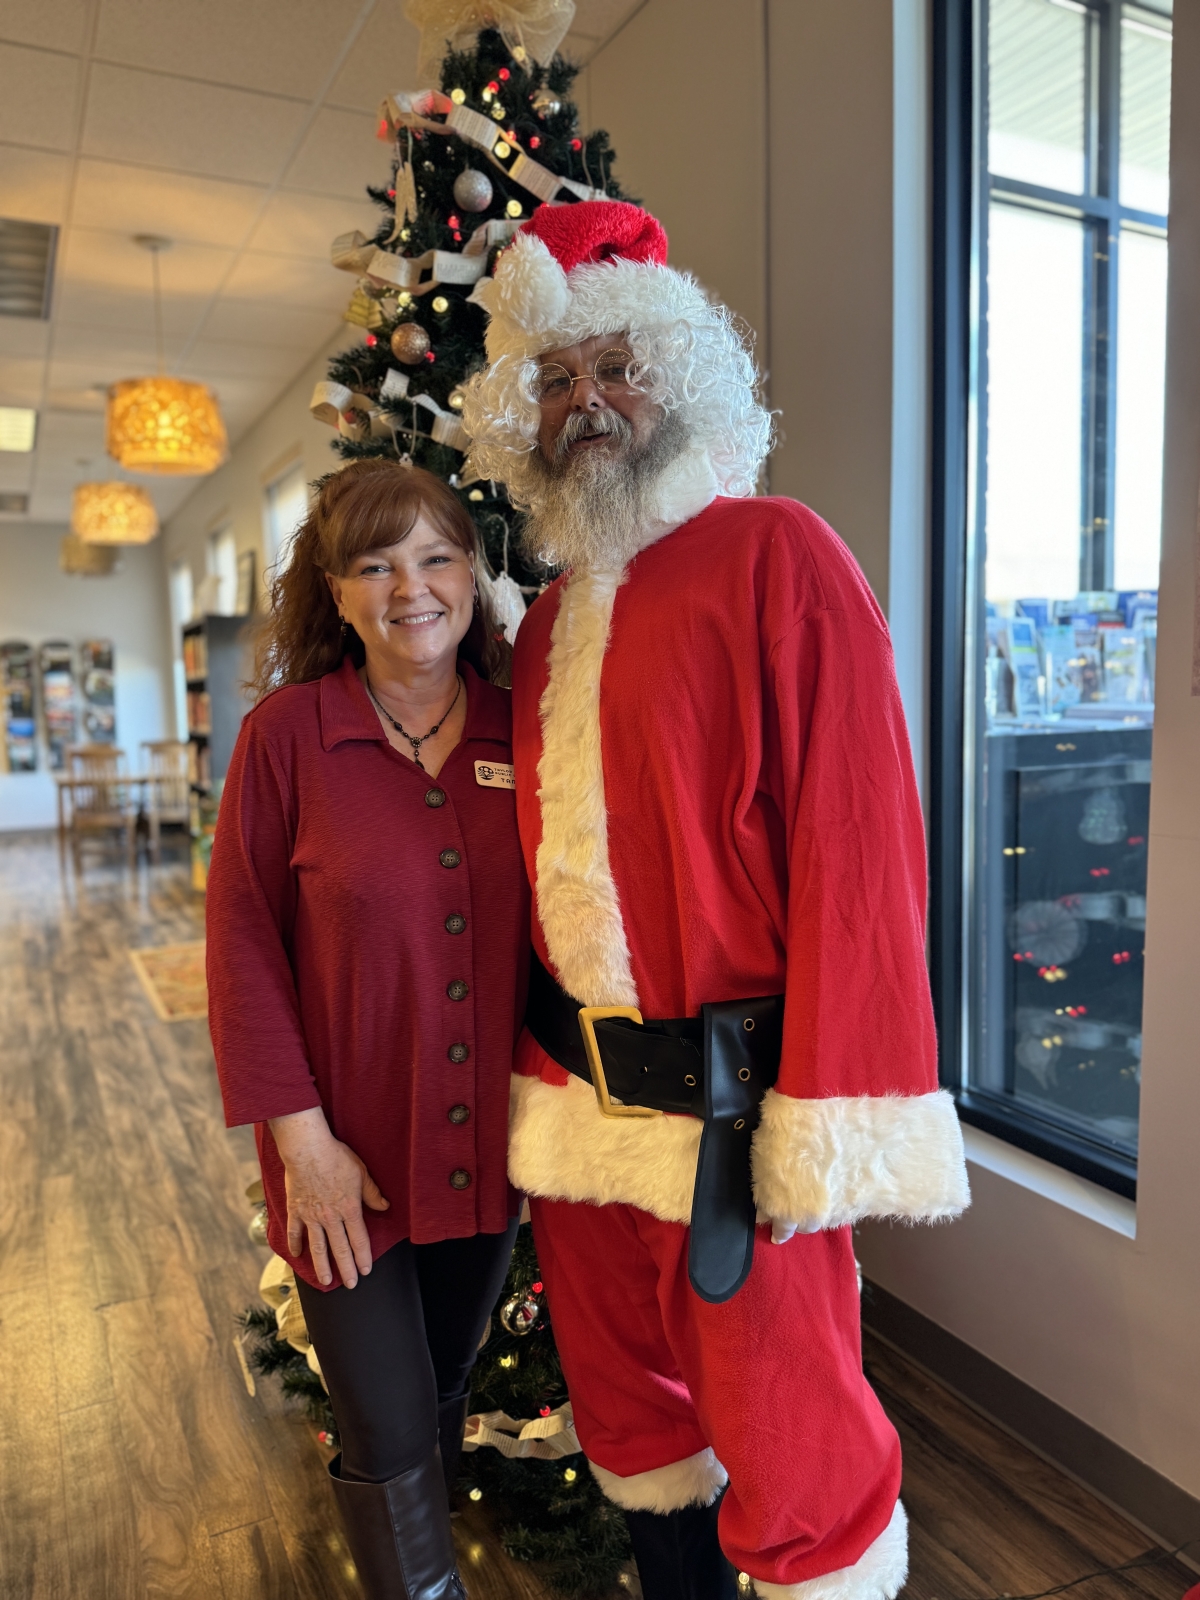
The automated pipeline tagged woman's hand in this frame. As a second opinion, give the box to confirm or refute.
[268,1107,390,1288]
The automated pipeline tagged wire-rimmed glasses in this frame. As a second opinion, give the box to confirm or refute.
[531,348,636,406]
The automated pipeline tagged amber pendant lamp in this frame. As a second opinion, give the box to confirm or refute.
[105,235,228,476]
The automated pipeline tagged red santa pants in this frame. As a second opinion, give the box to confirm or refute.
[529,1197,903,1595]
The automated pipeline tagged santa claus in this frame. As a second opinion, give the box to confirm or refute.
[462,200,969,1600]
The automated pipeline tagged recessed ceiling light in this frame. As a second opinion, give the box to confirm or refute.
[0,407,37,451]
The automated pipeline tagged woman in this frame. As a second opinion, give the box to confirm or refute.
[207,460,528,1600]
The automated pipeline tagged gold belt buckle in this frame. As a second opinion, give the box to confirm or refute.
[577,1007,662,1119]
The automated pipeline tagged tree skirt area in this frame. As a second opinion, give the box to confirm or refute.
[129,941,208,1021]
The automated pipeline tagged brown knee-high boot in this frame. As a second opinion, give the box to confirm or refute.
[327,1451,466,1600]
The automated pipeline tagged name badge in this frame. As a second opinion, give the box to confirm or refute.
[475,760,515,790]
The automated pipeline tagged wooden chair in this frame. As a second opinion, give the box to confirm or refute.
[65,745,135,871]
[141,740,193,862]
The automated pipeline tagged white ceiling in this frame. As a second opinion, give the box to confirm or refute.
[0,0,642,525]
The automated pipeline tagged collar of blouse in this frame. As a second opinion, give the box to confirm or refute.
[318,655,509,755]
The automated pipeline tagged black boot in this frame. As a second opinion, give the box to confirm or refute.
[624,1503,739,1600]
[327,1451,466,1600]
[437,1396,471,1502]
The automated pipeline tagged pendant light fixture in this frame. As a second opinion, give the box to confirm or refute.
[71,480,160,545]
[105,235,228,476]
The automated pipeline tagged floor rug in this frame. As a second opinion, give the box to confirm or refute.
[129,941,208,1021]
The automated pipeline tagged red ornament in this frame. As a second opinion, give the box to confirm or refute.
[424,350,436,362]
[453,231,462,241]
[387,187,396,198]
[499,67,510,80]
[487,80,499,93]
[529,135,540,148]
[539,1406,551,1417]
[448,213,460,229]
[531,1281,543,1293]
[365,333,377,346]
[570,138,582,151]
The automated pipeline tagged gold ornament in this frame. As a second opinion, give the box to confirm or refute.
[399,290,414,307]
[391,322,432,364]
[448,387,465,411]
[106,377,227,475]
[505,199,523,218]
[60,534,117,576]
[247,1208,269,1246]
[343,285,385,331]
[432,295,450,313]
[71,482,159,545]
[468,488,485,501]
[493,140,511,160]
[490,102,506,120]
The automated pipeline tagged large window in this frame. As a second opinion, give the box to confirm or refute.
[262,459,310,573]
[932,0,1171,1196]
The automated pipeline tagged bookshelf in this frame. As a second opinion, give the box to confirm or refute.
[181,615,252,788]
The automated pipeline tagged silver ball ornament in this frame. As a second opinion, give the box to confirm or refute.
[247,1207,269,1245]
[531,86,561,117]
[390,322,431,364]
[499,1291,540,1336]
[453,169,494,213]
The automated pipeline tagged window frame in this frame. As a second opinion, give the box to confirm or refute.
[930,0,1170,1199]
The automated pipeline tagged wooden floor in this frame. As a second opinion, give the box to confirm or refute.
[0,829,1192,1600]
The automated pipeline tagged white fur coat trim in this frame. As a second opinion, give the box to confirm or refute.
[753,1501,908,1600]
[751,1088,970,1229]
[532,452,717,1009]
[509,1074,970,1227]
[589,1448,727,1513]
[509,1071,700,1222]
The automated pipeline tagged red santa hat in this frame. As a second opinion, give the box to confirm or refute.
[474,199,704,363]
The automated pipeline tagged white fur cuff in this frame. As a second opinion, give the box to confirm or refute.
[590,1448,728,1512]
[753,1501,908,1600]
[751,1089,970,1230]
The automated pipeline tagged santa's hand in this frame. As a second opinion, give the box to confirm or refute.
[770,1218,821,1244]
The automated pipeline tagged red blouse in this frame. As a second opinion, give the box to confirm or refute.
[206,656,529,1289]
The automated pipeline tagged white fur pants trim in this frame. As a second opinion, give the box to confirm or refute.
[753,1501,908,1600]
[589,1448,728,1512]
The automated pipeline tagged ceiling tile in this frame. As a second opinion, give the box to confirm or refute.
[0,454,33,491]
[0,319,51,359]
[0,0,89,54]
[185,338,310,382]
[0,43,81,153]
[200,297,339,349]
[81,63,309,184]
[57,227,234,297]
[0,358,46,404]
[71,158,268,248]
[93,0,362,101]
[0,144,72,224]
[222,250,349,311]
[283,105,387,199]
[247,188,380,260]
[324,6,422,114]
[53,281,213,339]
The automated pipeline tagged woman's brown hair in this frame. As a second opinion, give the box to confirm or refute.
[251,459,510,700]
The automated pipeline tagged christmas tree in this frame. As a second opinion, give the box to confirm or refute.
[311,17,628,610]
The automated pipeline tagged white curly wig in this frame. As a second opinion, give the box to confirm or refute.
[460,207,773,511]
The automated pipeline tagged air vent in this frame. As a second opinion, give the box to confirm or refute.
[0,218,58,319]
[0,493,30,514]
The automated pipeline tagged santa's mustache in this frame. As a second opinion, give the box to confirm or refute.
[552,408,632,461]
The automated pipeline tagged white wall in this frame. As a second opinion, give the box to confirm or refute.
[0,524,172,830]
[857,1,1200,1505]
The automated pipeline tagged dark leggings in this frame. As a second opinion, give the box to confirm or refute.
[295,1223,518,1484]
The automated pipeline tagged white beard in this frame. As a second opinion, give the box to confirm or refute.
[523,410,713,574]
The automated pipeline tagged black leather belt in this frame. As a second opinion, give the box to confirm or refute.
[525,953,783,1303]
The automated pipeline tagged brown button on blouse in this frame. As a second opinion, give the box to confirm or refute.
[206,656,530,1290]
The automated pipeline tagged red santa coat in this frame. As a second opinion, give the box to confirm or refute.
[509,493,968,1229]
